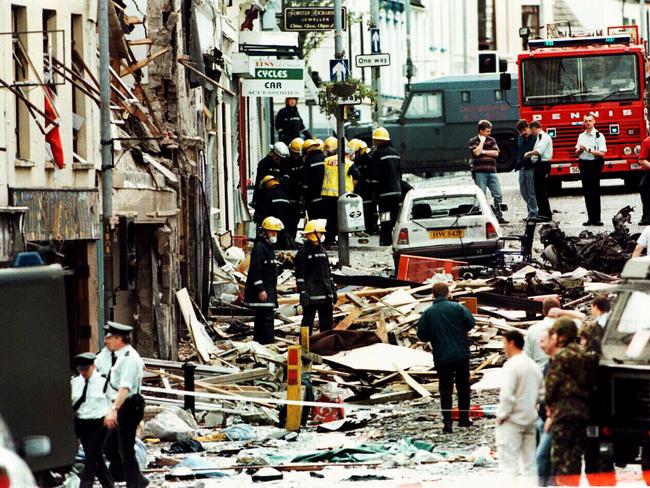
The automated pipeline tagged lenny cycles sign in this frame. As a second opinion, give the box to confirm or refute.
[242,59,305,97]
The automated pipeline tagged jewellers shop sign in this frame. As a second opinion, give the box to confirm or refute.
[283,7,347,31]
[242,59,305,97]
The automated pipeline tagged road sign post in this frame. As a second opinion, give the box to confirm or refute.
[329,59,350,82]
[370,27,381,54]
[333,0,350,268]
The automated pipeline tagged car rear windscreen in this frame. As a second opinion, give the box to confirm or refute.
[410,195,480,219]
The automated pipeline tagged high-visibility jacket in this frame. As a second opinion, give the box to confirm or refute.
[321,156,355,197]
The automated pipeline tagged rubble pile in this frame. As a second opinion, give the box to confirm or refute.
[128,225,631,485]
[539,206,640,273]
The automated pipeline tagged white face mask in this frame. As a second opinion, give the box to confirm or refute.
[268,235,278,244]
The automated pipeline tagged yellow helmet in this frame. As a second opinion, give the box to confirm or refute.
[260,174,280,188]
[372,127,390,141]
[261,216,284,231]
[303,219,327,242]
[323,136,338,153]
[315,138,324,150]
[302,139,318,153]
[348,138,368,155]
[304,219,327,235]
[289,137,304,154]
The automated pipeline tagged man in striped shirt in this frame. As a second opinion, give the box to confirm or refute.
[469,120,508,224]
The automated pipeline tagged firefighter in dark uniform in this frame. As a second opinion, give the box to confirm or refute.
[244,217,283,344]
[275,97,309,145]
[295,220,336,334]
[102,322,147,488]
[252,142,289,216]
[348,139,377,234]
[370,127,402,245]
[302,139,326,220]
[256,175,293,249]
[280,137,305,243]
[71,353,114,488]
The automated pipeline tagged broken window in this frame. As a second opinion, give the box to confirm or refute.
[12,5,29,161]
[71,14,87,163]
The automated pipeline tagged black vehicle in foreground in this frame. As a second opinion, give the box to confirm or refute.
[586,256,650,485]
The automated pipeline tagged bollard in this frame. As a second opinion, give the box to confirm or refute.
[182,361,197,417]
[285,345,302,431]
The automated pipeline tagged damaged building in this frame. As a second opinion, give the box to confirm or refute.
[0,0,102,356]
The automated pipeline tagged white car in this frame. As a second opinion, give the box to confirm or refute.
[0,416,37,488]
[392,185,502,266]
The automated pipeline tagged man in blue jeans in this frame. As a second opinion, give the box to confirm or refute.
[468,120,508,224]
[515,119,538,221]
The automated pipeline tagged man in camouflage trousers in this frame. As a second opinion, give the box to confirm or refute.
[545,317,597,486]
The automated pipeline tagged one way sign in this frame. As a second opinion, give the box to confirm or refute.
[370,28,381,54]
[329,59,350,82]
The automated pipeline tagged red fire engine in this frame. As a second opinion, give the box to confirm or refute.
[517,26,647,192]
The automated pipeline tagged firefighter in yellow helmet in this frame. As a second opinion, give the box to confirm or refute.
[295,219,336,334]
[256,176,293,248]
[370,127,402,245]
[323,136,338,156]
[348,139,378,234]
[302,139,327,221]
[244,216,284,344]
[280,137,305,243]
[320,140,361,245]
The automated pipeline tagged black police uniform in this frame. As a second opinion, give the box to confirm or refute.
[275,104,306,145]
[302,150,326,220]
[295,241,336,334]
[244,238,279,344]
[256,185,293,249]
[370,142,402,245]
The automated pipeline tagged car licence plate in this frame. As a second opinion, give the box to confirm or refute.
[428,229,465,239]
[570,166,581,174]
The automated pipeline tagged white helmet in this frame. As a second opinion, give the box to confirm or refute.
[271,142,290,158]
[224,246,246,268]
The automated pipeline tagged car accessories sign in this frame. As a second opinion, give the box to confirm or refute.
[283,7,347,31]
[242,59,305,97]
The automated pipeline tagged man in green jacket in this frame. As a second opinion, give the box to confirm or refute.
[417,282,475,433]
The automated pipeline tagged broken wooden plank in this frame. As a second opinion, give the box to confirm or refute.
[120,48,170,77]
[200,368,270,385]
[396,366,431,398]
[335,309,363,330]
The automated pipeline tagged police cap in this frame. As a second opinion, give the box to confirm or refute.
[105,321,133,337]
[74,352,97,367]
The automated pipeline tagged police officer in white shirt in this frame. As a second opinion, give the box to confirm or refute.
[525,121,554,221]
[71,352,114,488]
[575,115,607,226]
[102,322,148,488]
